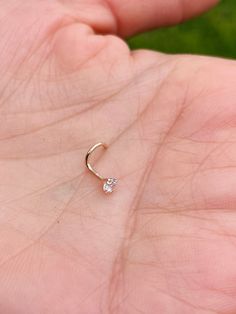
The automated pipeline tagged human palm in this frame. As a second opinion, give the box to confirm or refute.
[1,0,236,313]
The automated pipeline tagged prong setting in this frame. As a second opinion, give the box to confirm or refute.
[103,178,118,194]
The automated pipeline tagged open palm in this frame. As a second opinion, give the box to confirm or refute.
[1,0,236,313]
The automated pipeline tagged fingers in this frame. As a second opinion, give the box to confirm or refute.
[106,0,219,37]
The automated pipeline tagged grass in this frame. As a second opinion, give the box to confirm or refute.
[128,0,236,59]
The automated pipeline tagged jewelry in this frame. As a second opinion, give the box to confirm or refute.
[85,142,118,194]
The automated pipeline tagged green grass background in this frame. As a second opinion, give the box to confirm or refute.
[128,0,236,59]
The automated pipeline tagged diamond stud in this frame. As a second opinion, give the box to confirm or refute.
[86,143,118,195]
[103,178,118,194]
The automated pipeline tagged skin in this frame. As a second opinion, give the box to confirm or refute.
[1,0,236,313]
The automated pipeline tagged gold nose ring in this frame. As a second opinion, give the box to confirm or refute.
[85,142,118,194]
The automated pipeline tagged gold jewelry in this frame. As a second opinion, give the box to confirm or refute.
[85,142,118,194]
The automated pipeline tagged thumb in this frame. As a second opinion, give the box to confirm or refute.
[106,0,219,37]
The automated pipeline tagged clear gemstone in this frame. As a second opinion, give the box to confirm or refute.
[103,178,118,194]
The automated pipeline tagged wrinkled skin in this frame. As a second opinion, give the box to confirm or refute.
[1,0,236,313]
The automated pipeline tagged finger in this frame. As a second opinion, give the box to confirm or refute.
[106,0,219,36]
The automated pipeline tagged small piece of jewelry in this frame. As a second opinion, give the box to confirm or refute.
[85,142,118,194]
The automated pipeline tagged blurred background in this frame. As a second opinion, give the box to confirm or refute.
[128,0,236,59]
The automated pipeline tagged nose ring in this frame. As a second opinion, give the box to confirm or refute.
[85,142,118,194]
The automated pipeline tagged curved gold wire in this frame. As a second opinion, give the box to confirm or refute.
[85,142,108,181]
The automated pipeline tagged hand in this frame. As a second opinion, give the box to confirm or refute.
[0,1,235,313]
